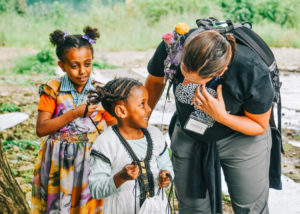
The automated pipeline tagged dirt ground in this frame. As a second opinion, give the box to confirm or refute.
[1,47,300,213]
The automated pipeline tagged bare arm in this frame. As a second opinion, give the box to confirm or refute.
[219,109,271,135]
[36,104,98,137]
[193,84,272,136]
[144,74,166,110]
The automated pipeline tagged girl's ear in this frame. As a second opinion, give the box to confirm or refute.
[115,103,127,119]
[58,61,66,73]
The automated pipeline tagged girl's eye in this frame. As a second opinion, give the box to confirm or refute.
[140,102,145,107]
[71,65,77,69]
[85,63,91,67]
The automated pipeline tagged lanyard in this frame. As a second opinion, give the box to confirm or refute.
[207,76,219,88]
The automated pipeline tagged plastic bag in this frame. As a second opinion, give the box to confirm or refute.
[138,190,169,214]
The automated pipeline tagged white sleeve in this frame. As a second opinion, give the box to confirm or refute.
[89,151,120,199]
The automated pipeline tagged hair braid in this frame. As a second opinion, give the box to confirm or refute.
[87,78,142,117]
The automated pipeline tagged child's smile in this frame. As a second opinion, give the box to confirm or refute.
[124,86,152,129]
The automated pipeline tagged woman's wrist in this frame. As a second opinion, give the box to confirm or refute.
[215,110,230,124]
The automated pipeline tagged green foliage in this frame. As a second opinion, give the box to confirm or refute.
[36,47,55,64]
[0,0,299,50]
[2,140,40,151]
[220,0,300,28]
[13,47,56,75]
[134,0,214,23]
[10,167,18,176]
[294,134,300,141]
[222,193,231,203]
[0,0,26,14]
[220,0,255,22]
[92,61,119,69]
[0,104,20,112]
[256,0,299,27]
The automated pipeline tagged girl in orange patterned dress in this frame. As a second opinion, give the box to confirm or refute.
[31,26,116,214]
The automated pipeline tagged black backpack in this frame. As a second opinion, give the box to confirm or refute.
[168,17,283,190]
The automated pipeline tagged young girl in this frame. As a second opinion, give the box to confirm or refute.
[31,26,116,214]
[88,78,174,214]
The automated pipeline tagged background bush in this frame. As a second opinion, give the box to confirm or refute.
[0,0,299,50]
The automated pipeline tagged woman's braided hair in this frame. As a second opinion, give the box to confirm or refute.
[88,78,143,117]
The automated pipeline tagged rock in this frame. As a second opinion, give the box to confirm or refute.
[15,177,26,185]
[20,183,31,193]
[12,145,20,152]
[18,163,34,171]
[26,191,32,202]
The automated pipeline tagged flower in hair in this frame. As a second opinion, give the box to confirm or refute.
[82,34,96,44]
[63,31,68,40]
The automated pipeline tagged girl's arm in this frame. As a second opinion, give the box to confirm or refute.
[36,104,98,137]
[89,158,139,199]
[193,84,272,136]
[89,156,120,199]
[144,74,165,110]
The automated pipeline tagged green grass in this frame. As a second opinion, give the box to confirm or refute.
[293,134,300,141]
[0,104,20,112]
[93,61,119,69]
[2,140,40,151]
[0,0,299,51]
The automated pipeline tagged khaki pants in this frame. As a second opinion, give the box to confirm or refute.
[171,124,272,214]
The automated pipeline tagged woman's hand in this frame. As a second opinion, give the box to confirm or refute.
[193,84,272,136]
[158,170,171,188]
[113,163,140,188]
[193,84,228,123]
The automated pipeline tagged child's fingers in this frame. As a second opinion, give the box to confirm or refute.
[158,179,171,187]
[159,170,170,178]
[125,164,140,179]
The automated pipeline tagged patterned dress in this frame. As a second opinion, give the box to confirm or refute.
[31,75,115,214]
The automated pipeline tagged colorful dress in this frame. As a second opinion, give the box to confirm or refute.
[31,75,115,214]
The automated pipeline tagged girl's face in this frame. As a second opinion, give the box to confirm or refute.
[58,46,93,93]
[124,86,152,129]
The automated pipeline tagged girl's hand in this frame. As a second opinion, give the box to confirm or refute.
[75,104,99,118]
[193,84,228,123]
[158,170,171,188]
[113,163,140,188]
[119,163,140,181]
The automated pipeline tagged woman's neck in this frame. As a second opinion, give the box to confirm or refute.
[117,123,144,140]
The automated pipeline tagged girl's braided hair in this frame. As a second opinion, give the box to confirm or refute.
[49,26,100,62]
[88,78,143,117]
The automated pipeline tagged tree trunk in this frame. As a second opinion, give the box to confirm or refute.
[0,142,30,214]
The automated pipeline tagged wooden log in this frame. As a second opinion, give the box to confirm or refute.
[0,142,30,213]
